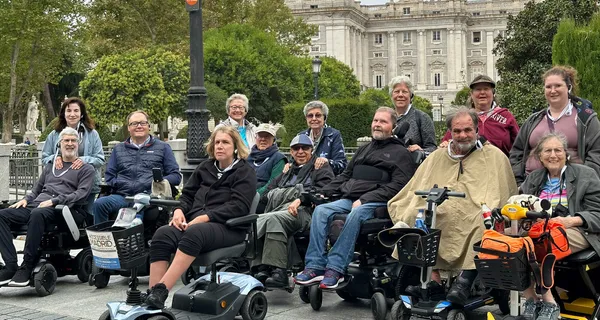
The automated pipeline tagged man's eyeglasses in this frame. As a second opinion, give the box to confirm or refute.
[229,105,245,111]
[129,121,149,127]
[61,138,78,144]
[291,145,311,151]
[542,148,565,156]
[306,113,323,119]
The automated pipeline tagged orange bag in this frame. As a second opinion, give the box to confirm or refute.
[479,229,534,259]
[529,220,571,261]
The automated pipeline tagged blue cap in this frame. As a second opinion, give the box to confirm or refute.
[290,135,314,148]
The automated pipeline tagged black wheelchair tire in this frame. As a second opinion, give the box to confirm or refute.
[181,266,197,286]
[390,300,410,320]
[299,286,310,303]
[491,289,511,315]
[240,290,268,320]
[371,292,388,320]
[336,288,357,302]
[34,263,57,297]
[92,268,110,289]
[76,248,93,283]
[309,286,322,311]
[98,310,111,320]
[447,309,467,320]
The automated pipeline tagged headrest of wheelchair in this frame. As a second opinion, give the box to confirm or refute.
[133,193,151,205]
[377,222,427,248]
[352,165,391,182]
[394,122,410,140]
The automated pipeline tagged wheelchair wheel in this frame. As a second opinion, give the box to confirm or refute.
[240,289,268,320]
[181,266,198,285]
[371,292,388,320]
[390,300,410,320]
[76,248,93,283]
[90,266,110,289]
[447,309,467,320]
[299,286,310,303]
[395,265,420,299]
[309,285,322,311]
[491,289,511,315]
[34,263,57,297]
[336,288,357,301]
[98,310,110,320]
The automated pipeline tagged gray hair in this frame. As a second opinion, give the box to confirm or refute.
[445,107,479,131]
[534,132,569,161]
[375,106,397,124]
[303,100,329,118]
[388,76,414,96]
[225,93,249,113]
[59,127,80,143]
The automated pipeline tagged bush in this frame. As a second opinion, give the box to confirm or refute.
[176,125,188,139]
[95,124,114,146]
[39,118,59,141]
[282,99,377,147]
[434,121,448,143]
[113,124,129,142]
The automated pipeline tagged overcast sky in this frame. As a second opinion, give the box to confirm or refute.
[360,0,389,4]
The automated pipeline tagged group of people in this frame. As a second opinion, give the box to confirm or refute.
[0,64,597,320]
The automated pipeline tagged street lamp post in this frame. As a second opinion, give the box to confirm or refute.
[312,57,322,100]
[183,0,210,181]
[438,94,444,121]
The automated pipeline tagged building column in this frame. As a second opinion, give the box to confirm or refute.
[486,30,495,77]
[363,33,369,87]
[461,29,468,82]
[454,29,464,86]
[357,29,363,87]
[447,29,456,89]
[326,24,335,57]
[417,29,427,90]
[388,31,397,78]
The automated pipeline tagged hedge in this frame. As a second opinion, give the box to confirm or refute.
[282,99,377,147]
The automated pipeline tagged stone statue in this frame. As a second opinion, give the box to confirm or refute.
[26,95,40,132]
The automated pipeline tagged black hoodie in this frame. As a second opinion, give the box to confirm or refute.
[322,137,416,203]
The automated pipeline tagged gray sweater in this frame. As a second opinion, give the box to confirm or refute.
[25,163,95,207]
[396,107,437,153]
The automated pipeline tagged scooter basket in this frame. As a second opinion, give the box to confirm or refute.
[473,241,531,291]
[86,221,147,270]
[395,229,442,267]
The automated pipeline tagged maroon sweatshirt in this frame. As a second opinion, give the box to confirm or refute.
[442,107,519,156]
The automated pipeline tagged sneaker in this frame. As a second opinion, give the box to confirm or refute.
[446,276,473,306]
[265,268,289,288]
[319,269,344,289]
[406,281,445,300]
[145,283,169,309]
[521,298,538,320]
[8,265,32,287]
[0,267,17,286]
[536,302,560,320]
[294,268,325,285]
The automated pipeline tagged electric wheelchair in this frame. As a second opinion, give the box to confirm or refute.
[4,203,93,296]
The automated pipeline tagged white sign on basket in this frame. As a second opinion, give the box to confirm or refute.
[88,230,121,270]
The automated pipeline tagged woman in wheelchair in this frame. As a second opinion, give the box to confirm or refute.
[518,132,600,320]
[145,126,257,309]
[0,127,95,287]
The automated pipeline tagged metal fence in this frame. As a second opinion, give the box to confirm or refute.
[9,147,40,201]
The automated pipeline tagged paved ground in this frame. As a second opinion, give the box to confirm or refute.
[0,240,500,320]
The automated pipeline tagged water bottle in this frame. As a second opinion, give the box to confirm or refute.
[481,202,493,229]
[130,213,143,227]
[415,209,429,233]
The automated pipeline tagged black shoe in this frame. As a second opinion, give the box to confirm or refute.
[405,281,445,300]
[446,276,473,306]
[8,265,32,287]
[405,284,421,297]
[0,265,17,286]
[265,268,289,288]
[146,283,169,309]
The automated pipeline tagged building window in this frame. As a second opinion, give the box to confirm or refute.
[310,5,318,9]
[403,7,411,15]
[374,33,383,45]
[472,31,481,43]
[403,32,411,44]
[374,52,383,58]
[432,30,441,42]
[311,46,320,52]
[434,73,441,87]
[499,10,507,14]
[376,75,384,89]
[472,12,480,16]
[432,49,442,55]
[432,10,441,14]
[403,50,413,56]
[471,66,484,81]
[374,14,382,18]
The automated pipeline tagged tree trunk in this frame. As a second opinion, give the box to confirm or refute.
[3,42,20,143]
[43,82,56,119]
[2,109,14,143]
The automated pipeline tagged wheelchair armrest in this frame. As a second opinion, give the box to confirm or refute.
[225,214,258,228]
[55,205,80,241]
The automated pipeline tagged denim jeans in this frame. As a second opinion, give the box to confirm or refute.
[93,194,129,224]
[304,199,386,274]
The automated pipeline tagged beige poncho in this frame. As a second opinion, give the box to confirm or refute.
[387,144,517,270]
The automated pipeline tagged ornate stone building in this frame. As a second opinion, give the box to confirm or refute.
[285,0,528,112]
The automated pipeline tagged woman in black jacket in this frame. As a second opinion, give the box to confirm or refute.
[145,126,257,309]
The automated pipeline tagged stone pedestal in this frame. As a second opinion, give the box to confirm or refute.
[0,143,15,201]
[24,130,41,145]
[166,139,187,171]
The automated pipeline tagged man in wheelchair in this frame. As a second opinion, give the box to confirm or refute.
[92,110,181,224]
[294,107,417,289]
[0,127,94,287]
[387,107,517,305]
[252,134,334,288]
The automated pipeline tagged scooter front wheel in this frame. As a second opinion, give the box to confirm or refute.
[390,300,410,320]
[241,289,268,320]
[98,310,110,320]
[299,286,310,303]
[447,309,467,320]
[309,285,323,311]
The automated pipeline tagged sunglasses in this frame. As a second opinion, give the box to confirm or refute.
[291,145,311,151]
[306,113,323,119]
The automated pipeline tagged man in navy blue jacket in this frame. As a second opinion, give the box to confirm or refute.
[92,111,182,224]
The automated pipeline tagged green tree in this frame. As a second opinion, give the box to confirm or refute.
[359,88,392,107]
[552,14,600,108]
[493,0,598,123]
[303,56,360,102]
[412,96,433,118]
[452,86,470,106]
[205,81,229,122]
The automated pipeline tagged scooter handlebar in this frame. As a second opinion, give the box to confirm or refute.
[125,196,181,207]
[414,190,466,198]
[526,210,550,220]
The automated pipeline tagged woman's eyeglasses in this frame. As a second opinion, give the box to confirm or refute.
[542,148,565,156]
[291,145,311,151]
[306,113,323,119]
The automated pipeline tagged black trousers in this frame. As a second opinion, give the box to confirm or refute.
[0,207,57,268]
[150,222,246,263]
